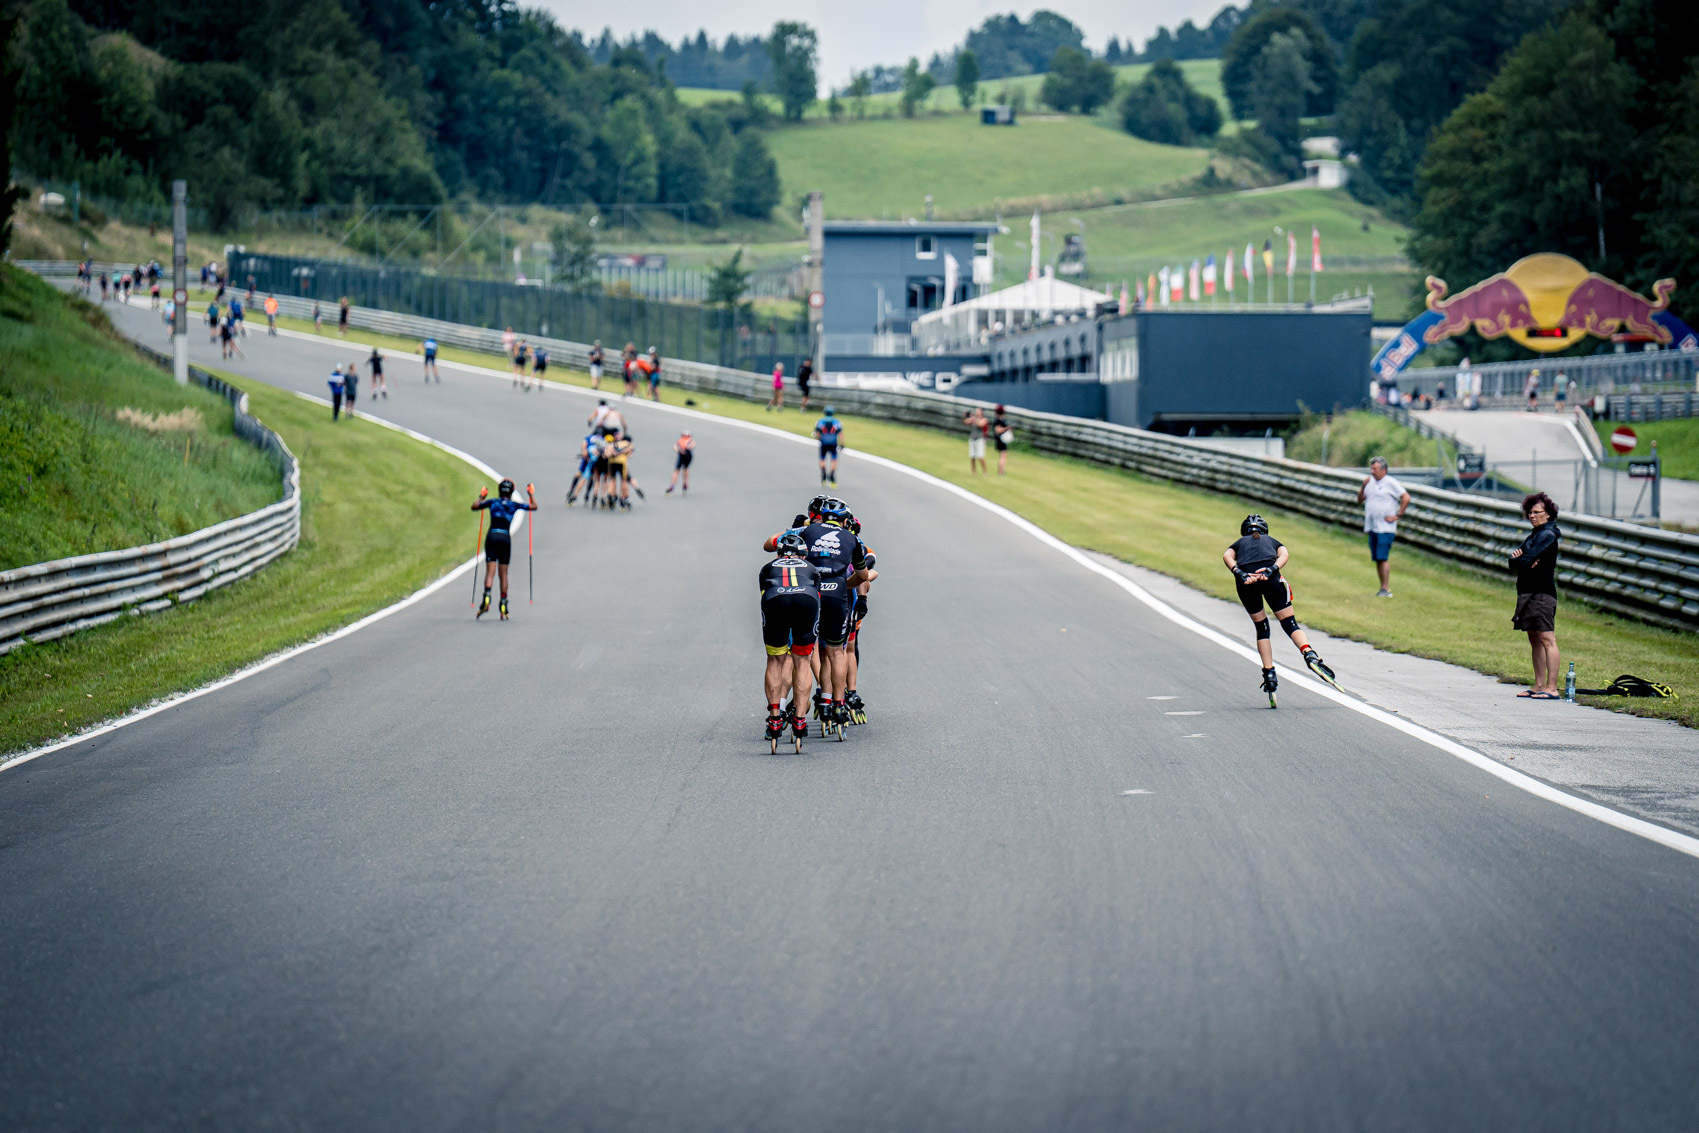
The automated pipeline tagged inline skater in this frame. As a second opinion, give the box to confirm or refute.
[666,430,694,494]
[842,516,876,725]
[590,431,617,509]
[533,344,549,388]
[588,399,624,437]
[588,340,604,389]
[471,479,536,620]
[511,339,530,390]
[264,295,278,335]
[565,430,602,506]
[607,432,645,508]
[763,499,875,733]
[813,407,843,486]
[758,531,820,752]
[368,347,389,399]
[229,295,245,337]
[1222,514,1339,707]
[420,336,441,382]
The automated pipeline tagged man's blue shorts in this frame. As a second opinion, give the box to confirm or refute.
[1367,532,1397,561]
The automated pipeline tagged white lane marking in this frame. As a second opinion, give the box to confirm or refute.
[1164,711,1206,716]
[1121,789,1154,796]
[1147,696,1177,700]
[1,403,507,775]
[34,311,1699,863]
[1184,734,1208,739]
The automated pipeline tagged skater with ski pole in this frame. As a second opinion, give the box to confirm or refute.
[471,487,487,607]
[527,483,535,604]
[1222,514,1339,707]
[471,480,535,621]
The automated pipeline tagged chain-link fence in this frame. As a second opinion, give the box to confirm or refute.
[229,251,810,374]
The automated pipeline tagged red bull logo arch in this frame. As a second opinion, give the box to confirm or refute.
[1371,253,1697,379]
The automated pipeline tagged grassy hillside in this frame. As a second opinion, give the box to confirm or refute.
[768,112,1213,220]
[679,59,1229,123]
[0,267,281,570]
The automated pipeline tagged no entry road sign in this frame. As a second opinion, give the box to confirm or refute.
[1610,426,1638,454]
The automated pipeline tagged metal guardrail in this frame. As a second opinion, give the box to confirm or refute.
[24,260,1699,631]
[0,336,300,656]
[1609,391,1699,421]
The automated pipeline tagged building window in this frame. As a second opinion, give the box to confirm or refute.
[916,235,937,259]
[906,277,942,311]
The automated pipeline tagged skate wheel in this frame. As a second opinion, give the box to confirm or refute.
[770,737,778,755]
[1268,693,1278,709]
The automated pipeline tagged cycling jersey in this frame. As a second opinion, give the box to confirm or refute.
[423,339,438,357]
[759,556,821,601]
[474,497,534,535]
[759,556,821,656]
[799,521,866,578]
[1228,534,1283,578]
[814,418,843,448]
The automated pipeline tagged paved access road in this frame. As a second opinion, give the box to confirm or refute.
[5,296,1699,1130]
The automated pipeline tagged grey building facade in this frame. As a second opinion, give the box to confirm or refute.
[823,222,1000,337]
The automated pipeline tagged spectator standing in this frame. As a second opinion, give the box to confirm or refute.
[328,365,346,420]
[313,301,323,333]
[962,406,989,474]
[1357,456,1410,597]
[767,362,785,411]
[588,340,604,389]
[1508,493,1563,699]
[502,326,516,363]
[993,405,1012,475]
[644,347,662,401]
[342,360,360,405]
[338,296,350,338]
[797,356,814,410]
[1524,368,1541,411]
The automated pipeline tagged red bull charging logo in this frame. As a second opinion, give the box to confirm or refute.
[1423,253,1676,353]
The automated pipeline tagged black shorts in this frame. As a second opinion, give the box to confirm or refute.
[816,578,854,646]
[592,459,611,478]
[675,450,693,468]
[819,443,839,460]
[483,531,512,565]
[1236,574,1293,615]
[761,591,819,656]
[534,358,547,374]
[1512,592,1557,633]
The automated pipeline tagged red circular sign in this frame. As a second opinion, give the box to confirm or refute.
[808,290,825,309]
[1610,426,1638,454]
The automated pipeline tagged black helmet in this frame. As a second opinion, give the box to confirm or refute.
[848,517,862,536]
[776,531,808,557]
[807,493,830,519]
[499,479,515,499]
[1241,513,1268,536]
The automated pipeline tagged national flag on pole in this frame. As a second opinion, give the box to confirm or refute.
[1262,238,1274,275]
[1147,272,1157,303]
[944,253,960,307]
[1188,260,1201,301]
[1028,210,1040,280]
[1171,267,1185,302]
[1136,279,1146,306]
[1119,280,1130,314]
[1158,265,1170,306]
[1243,243,1254,285]
[1203,255,1217,296]
[1312,226,1324,272]
[1224,248,1234,294]
[1286,231,1296,277]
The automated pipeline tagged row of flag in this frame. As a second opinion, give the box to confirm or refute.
[1124,228,1325,307]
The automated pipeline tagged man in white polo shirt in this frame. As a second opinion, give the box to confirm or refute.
[1358,456,1410,597]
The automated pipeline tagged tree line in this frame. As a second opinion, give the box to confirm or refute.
[3,0,789,228]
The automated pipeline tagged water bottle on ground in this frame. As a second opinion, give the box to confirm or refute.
[1564,662,1576,702]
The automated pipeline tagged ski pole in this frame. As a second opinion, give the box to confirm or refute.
[526,483,535,604]
[472,486,487,606]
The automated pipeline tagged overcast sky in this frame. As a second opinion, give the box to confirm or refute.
[539,1,1229,87]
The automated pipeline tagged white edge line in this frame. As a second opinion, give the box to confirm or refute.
[24,313,1699,862]
[1,391,511,775]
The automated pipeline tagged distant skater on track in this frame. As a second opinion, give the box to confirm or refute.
[471,479,536,621]
[1223,514,1338,707]
[420,337,440,382]
[667,430,694,494]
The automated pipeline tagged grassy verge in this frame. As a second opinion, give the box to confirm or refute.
[1594,417,1699,481]
[1,267,280,569]
[0,371,487,758]
[1286,410,1456,470]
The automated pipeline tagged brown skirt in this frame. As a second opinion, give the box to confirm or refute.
[1512,592,1557,633]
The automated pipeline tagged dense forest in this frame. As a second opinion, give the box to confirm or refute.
[6,0,785,225]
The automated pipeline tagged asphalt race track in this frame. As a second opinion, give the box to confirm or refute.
[4,295,1699,1130]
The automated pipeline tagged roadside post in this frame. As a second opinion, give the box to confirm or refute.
[805,190,824,378]
[172,180,188,385]
[1628,442,1661,522]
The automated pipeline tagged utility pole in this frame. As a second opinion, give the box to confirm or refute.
[805,190,825,374]
[172,180,188,385]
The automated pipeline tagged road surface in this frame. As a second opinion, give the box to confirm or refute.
[4,294,1698,1130]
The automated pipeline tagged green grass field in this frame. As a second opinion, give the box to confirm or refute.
[767,112,1212,220]
[679,59,1228,124]
[0,369,488,758]
[259,312,1699,730]
[1594,417,1699,481]
[0,267,281,570]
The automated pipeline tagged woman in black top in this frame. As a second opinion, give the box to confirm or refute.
[1508,492,1562,699]
[992,404,1012,475]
